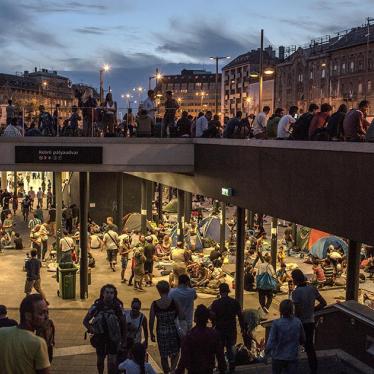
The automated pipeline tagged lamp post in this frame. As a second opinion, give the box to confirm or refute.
[196,91,207,110]
[99,64,110,103]
[210,56,230,115]
[249,66,274,113]
[149,68,162,90]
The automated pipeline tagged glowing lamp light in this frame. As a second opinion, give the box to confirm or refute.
[264,67,275,76]
[249,71,259,78]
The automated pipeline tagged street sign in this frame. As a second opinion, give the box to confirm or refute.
[221,187,233,196]
[15,146,103,164]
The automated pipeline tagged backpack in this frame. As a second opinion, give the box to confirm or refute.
[290,113,313,140]
[233,123,249,139]
[91,306,121,346]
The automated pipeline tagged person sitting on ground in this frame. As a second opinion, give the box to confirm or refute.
[0,304,18,328]
[118,342,156,373]
[322,258,335,285]
[13,232,23,249]
[265,299,305,373]
[312,262,326,288]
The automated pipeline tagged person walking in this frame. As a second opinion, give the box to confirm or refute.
[0,294,50,374]
[37,188,43,209]
[163,91,179,137]
[209,283,244,372]
[83,284,127,374]
[291,269,327,374]
[169,274,197,330]
[22,195,31,222]
[102,92,117,136]
[103,228,120,272]
[30,224,42,260]
[119,232,131,283]
[265,299,305,374]
[149,280,182,374]
[143,90,157,121]
[256,253,277,314]
[143,236,156,286]
[24,249,47,302]
[176,304,226,374]
[124,298,149,353]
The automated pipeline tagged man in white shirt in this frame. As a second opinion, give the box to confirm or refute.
[142,90,156,120]
[103,229,119,271]
[195,111,212,137]
[60,231,75,263]
[277,106,298,139]
[252,106,270,139]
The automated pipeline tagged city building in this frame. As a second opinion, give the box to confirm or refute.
[221,46,279,116]
[0,68,76,121]
[275,20,374,112]
[155,69,221,117]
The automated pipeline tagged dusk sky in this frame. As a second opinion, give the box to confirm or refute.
[1,0,372,101]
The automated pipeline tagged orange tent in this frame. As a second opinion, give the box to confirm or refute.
[308,229,330,249]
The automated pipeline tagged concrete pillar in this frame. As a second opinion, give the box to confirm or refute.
[55,172,63,262]
[184,192,192,223]
[220,202,226,251]
[140,180,147,235]
[13,171,17,196]
[246,210,254,230]
[79,172,89,299]
[146,181,153,221]
[271,217,278,271]
[292,223,298,248]
[1,171,7,190]
[116,173,124,229]
[157,183,163,224]
[177,189,185,243]
[346,240,361,301]
[235,207,245,307]
[168,187,173,201]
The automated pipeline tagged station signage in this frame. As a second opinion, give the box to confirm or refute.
[15,146,103,164]
[221,187,233,197]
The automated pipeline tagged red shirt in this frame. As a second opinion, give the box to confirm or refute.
[308,112,329,139]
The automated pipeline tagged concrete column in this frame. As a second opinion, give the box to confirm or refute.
[140,180,147,235]
[1,171,7,190]
[184,192,192,224]
[52,173,56,206]
[220,202,226,251]
[346,240,361,301]
[235,207,245,307]
[116,173,124,230]
[168,187,173,201]
[79,172,89,299]
[146,181,153,221]
[13,171,17,196]
[177,189,185,243]
[292,223,298,248]
[157,183,163,224]
[55,172,63,262]
[271,217,278,271]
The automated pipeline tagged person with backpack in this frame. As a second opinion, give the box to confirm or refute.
[290,103,319,140]
[83,284,127,374]
[256,253,277,314]
[308,103,332,140]
[223,111,242,138]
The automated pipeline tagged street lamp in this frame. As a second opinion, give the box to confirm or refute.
[210,56,230,115]
[149,68,162,90]
[245,97,252,114]
[99,64,110,103]
[196,91,208,110]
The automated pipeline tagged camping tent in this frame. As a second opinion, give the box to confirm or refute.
[310,236,348,259]
[170,225,203,251]
[122,213,153,232]
[198,216,230,243]
[163,199,178,213]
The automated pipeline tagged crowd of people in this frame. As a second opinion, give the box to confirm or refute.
[2,91,373,142]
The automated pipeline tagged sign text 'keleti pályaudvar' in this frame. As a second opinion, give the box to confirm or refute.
[15,146,103,164]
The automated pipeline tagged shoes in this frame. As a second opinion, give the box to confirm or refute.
[262,306,269,314]
[121,279,126,283]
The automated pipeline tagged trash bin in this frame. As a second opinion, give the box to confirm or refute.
[57,262,78,299]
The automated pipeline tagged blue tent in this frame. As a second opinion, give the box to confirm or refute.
[310,236,348,259]
[170,225,203,251]
[198,216,230,243]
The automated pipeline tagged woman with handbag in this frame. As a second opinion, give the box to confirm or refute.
[256,253,276,314]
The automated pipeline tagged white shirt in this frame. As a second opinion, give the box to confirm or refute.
[3,124,21,137]
[195,116,209,137]
[103,230,119,250]
[143,97,156,119]
[60,236,75,252]
[277,114,296,139]
[118,359,156,374]
[252,112,268,136]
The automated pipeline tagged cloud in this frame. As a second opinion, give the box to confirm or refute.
[0,0,63,48]
[74,27,107,35]
[156,19,259,60]
[22,1,107,13]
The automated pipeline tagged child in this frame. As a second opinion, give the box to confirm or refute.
[14,232,23,249]
[265,299,305,373]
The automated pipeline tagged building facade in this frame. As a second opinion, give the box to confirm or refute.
[275,22,374,112]
[155,69,221,118]
[0,68,76,121]
[222,46,279,116]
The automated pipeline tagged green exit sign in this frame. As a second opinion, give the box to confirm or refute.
[221,187,233,196]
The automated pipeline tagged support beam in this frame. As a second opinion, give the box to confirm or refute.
[271,217,278,271]
[146,181,153,221]
[235,207,245,307]
[184,192,192,224]
[177,189,185,243]
[168,187,173,201]
[346,240,361,301]
[157,183,163,224]
[1,171,7,191]
[292,223,298,248]
[55,172,63,262]
[220,202,226,251]
[116,173,124,230]
[140,180,147,235]
[13,171,17,197]
[79,172,89,299]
